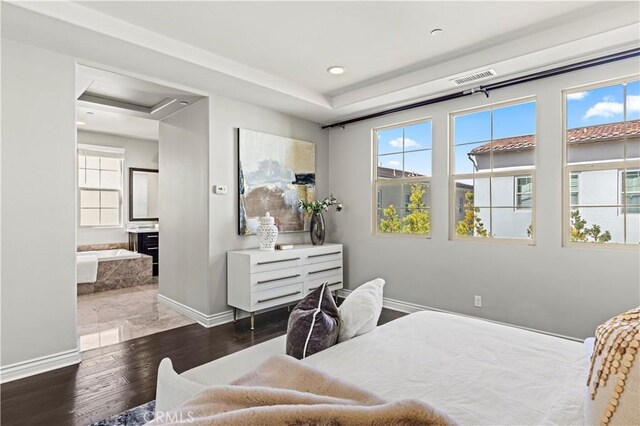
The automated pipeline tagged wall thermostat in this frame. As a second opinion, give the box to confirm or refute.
[213,185,228,194]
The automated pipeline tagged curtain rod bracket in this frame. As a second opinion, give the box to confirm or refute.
[464,87,489,98]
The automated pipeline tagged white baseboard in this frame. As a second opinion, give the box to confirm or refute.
[158,294,234,328]
[0,348,82,384]
[337,289,581,342]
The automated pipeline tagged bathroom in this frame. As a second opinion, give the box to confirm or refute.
[76,66,201,350]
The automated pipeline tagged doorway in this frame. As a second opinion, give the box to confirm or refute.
[75,65,204,350]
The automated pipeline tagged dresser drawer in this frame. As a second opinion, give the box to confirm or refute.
[250,267,303,292]
[143,246,159,258]
[304,259,342,280]
[249,252,302,274]
[250,283,303,311]
[305,247,343,265]
[304,275,343,294]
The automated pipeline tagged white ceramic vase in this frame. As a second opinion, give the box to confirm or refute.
[257,212,278,251]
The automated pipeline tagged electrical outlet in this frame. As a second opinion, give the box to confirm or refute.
[474,295,482,308]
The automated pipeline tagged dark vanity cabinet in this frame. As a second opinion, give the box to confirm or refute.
[129,232,159,276]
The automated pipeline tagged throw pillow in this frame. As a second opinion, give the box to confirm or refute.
[585,307,639,426]
[286,282,340,359]
[155,358,206,414]
[338,278,385,343]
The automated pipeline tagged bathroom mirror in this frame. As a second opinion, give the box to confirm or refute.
[129,168,159,221]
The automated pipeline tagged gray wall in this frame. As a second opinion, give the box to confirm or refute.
[1,40,79,366]
[328,58,640,339]
[77,131,159,246]
[158,99,210,314]
[207,95,330,314]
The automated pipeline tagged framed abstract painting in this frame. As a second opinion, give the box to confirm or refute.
[238,129,316,235]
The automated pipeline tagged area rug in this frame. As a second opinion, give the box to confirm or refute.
[90,400,155,426]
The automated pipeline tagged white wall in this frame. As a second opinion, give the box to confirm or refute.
[328,58,640,339]
[208,95,329,314]
[1,40,79,371]
[158,99,210,314]
[77,131,158,246]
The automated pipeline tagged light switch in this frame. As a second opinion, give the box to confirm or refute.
[213,185,228,194]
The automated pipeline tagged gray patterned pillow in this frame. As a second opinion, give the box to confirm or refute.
[286,282,340,359]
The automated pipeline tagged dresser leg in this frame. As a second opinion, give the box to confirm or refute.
[233,308,237,323]
[250,312,255,330]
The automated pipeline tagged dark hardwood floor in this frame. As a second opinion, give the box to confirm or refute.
[1,305,406,425]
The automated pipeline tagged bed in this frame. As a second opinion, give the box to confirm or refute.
[156,311,588,425]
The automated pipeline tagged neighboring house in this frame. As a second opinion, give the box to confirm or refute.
[467,120,640,242]
[376,166,471,223]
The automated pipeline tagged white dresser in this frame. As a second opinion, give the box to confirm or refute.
[227,243,343,329]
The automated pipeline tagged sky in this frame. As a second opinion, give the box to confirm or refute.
[376,80,639,176]
[566,80,639,129]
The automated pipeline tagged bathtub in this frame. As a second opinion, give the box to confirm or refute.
[77,249,152,294]
[77,249,141,261]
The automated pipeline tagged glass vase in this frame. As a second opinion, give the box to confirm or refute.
[310,212,325,246]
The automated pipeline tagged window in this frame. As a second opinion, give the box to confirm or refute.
[78,145,124,227]
[373,119,432,236]
[450,99,536,241]
[564,77,640,245]
[570,173,580,206]
[515,176,533,209]
[622,170,640,214]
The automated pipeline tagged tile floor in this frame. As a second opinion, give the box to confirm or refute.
[77,283,195,351]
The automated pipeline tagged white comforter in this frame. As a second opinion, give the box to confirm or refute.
[175,311,587,425]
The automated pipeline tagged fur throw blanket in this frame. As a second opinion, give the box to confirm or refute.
[148,355,456,425]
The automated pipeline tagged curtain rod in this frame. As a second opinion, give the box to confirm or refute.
[321,47,640,130]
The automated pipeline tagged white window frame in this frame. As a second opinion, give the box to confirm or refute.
[562,75,640,248]
[372,117,432,238]
[449,96,537,244]
[78,145,124,228]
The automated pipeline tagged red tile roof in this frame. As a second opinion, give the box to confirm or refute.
[469,120,640,155]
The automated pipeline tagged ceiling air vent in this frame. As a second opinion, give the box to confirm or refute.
[450,69,497,86]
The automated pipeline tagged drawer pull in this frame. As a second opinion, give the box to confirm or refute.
[146,247,158,251]
[145,235,158,239]
[256,257,300,265]
[309,281,342,291]
[256,274,301,285]
[257,291,301,304]
[308,251,341,258]
[308,266,341,275]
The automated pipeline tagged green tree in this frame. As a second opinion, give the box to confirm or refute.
[455,191,488,237]
[379,204,402,233]
[378,184,430,235]
[402,184,430,235]
[570,210,611,243]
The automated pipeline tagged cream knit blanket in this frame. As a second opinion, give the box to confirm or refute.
[148,354,456,425]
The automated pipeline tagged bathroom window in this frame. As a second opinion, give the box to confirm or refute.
[78,145,124,227]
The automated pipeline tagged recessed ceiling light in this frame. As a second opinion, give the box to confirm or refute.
[430,28,444,36]
[179,101,189,106]
[76,121,85,126]
[327,66,345,75]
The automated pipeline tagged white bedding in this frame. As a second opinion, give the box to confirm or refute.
[165,311,588,425]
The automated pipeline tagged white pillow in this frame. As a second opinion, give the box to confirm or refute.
[155,358,206,414]
[338,278,385,343]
